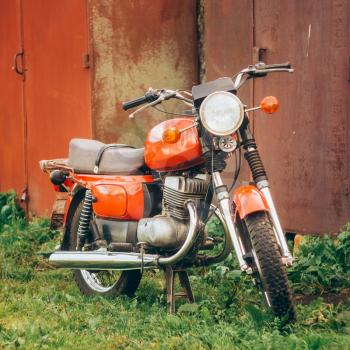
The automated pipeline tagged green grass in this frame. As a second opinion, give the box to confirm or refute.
[0,191,350,349]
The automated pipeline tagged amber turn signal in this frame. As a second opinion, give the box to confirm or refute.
[260,96,279,114]
[162,127,181,144]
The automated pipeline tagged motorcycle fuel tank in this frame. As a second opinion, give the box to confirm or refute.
[145,117,203,171]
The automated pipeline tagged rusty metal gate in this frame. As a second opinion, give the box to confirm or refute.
[204,0,350,233]
[0,0,348,233]
[0,0,92,216]
[89,0,198,146]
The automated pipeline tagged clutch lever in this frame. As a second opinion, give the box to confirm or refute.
[129,97,162,118]
[174,92,194,107]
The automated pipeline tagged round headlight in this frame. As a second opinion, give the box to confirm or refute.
[199,91,244,136]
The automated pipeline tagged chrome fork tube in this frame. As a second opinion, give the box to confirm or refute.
[212,172,251,273]
[257,180,293,264]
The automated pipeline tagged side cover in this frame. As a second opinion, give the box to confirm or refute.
[69,174,154,221]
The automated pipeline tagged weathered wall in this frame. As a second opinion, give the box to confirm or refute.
[202,0,253,185]
[89,0,198,147]
[203,0,350,233]
[253,0,350,233]
[0,1,26,199]
[0,0,92,216]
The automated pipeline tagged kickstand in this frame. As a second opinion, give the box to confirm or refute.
[165,266,195,314]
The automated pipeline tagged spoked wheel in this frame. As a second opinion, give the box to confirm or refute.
[243,212,296,322]
[67,200,142,297]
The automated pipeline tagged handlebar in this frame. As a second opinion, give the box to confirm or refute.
[233,62,293,89]
[122,89,159,111]
[122,62,293,115]
[260,62,291,69]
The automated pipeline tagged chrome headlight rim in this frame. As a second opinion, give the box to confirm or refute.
[199,91,244,136]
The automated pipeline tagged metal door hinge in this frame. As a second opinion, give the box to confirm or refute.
[82,53,90,69]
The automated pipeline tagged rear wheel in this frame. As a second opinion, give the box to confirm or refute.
[67,200,142,297]
[244,212,296,321]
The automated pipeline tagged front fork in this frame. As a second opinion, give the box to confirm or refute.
[212,172,252,273]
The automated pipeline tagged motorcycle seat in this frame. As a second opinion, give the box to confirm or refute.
[67,138,145,175]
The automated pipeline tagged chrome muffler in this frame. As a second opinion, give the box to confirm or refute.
[49,201,199,270]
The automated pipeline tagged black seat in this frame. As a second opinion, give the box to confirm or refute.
[67,139,145,175]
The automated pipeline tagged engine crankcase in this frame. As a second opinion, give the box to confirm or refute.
[137,216,188,249]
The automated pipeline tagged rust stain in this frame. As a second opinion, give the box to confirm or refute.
[90,0,198,146]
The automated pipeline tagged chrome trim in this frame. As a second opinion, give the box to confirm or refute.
[212,172,252,273]
[49,251,159,270]
[158,201,199,266]
[49,201,200,270]
[257,182,293,265]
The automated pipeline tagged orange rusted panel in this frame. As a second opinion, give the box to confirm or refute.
[253,0,350,233]
[0,1,26,199]
[22,0,92,216]
[145,118,203,171]
[89,0,198,147]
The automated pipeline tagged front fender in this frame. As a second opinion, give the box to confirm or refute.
[233,185,269,220]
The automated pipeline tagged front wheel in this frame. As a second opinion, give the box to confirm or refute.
[244,212,296,321]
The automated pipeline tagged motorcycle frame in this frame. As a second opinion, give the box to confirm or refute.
[55,109,293,274]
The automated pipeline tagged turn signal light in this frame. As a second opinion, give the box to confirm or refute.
[260,96,279,114]
[162,127,181,144]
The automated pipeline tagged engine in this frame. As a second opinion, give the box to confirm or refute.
[162,176,208,220]
[137,176,209,249]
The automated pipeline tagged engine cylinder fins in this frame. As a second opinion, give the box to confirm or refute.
[163,176,209,221]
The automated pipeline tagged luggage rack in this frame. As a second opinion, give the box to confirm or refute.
[39,158,71,173]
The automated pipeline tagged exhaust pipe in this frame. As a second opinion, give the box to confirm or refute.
[49,250,159,270]
[49,202,199,270]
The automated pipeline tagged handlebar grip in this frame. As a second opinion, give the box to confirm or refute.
[264,62,291,69]
[122,90,159,111]
[122,96,149,111]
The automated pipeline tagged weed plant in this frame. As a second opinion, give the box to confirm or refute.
[0,192,349,349]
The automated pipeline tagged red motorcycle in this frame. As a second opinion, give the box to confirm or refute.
[41,62,295,320]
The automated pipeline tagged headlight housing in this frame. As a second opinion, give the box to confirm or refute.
[199,91,244,136]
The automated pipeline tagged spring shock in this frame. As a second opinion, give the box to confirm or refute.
[243,139,268,183]
[76,190,93,250]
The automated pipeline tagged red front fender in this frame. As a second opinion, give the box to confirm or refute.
[233,185,269,220]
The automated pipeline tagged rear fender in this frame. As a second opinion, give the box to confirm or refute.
[233,185,269,220]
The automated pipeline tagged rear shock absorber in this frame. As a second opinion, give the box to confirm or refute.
[76,190,93,250]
